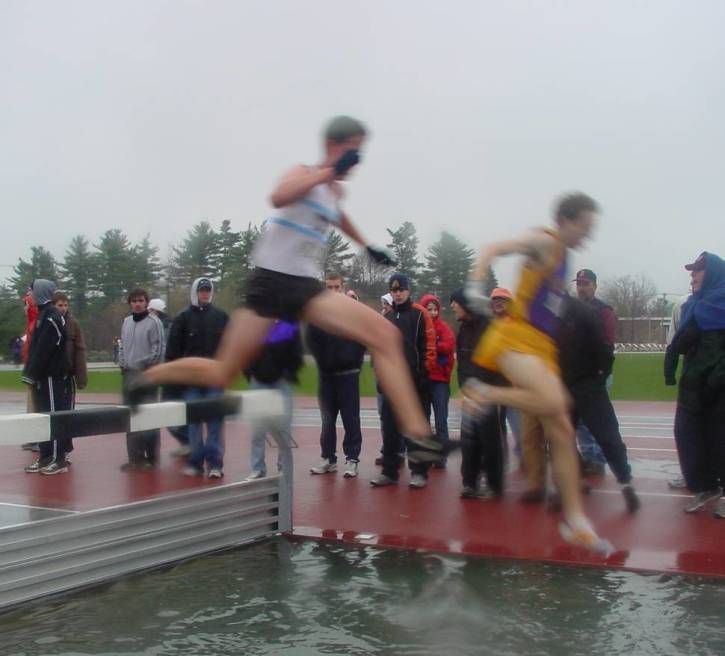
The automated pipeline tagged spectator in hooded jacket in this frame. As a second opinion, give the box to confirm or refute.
[166,278,229,478]
[665,252,725,517]
[22,279,72,475]
[370,273,437,489]
[419,293,456,463]
[307,273,366,478]
[119,288,165,471]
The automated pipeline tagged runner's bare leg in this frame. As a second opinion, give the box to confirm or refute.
[143,309,274,387]
[302,290,431,438]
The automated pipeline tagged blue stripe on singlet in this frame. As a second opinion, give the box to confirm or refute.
[268,217,329,243]
[299,198,341,223]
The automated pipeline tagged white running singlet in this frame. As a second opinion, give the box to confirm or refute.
[252,176,342,279]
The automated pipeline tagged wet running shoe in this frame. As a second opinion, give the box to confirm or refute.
[714,499,725,519]
[667,477,687,490]
[559,521,614,557]
[207,469,224,479]
[622,485,641,513]
[404,434,459,464]
[684,488,722,513]
[123,370,155,410]
[310,459,337,475]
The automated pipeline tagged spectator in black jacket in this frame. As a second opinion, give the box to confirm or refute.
[166,278,229,478]
[244,320,304,480]
[22,279,72,475]
[558,295,639,512]
[370,273,437,489]
[450,288,508,498]
[307,273,366,478]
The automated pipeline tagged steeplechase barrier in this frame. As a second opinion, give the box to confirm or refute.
[0,390,291,612]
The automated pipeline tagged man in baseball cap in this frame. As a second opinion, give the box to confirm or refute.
[490,287,514,319]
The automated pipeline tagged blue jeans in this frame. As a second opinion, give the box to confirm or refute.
[185,386,225,471]
[250,378,293,476]
[427,381,450,442]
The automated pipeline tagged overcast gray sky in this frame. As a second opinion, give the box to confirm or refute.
[2,0,723,297]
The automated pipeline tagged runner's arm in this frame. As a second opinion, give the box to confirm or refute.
[469,230,553,281]
[269,165,336,208]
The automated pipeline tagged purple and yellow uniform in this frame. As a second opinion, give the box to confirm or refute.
[473,229,567,374]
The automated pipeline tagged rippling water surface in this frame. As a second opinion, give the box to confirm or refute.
[1,538,723,656]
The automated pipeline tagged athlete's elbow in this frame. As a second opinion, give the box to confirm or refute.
[269,191,289,209]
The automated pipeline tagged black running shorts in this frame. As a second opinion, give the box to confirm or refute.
[245,267,325,320]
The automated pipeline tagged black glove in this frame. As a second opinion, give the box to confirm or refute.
[124,370,155,411]
[334,149,360,176]
[366,245,397,267]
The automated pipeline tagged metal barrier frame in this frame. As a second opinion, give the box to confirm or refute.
[0,390,292,612]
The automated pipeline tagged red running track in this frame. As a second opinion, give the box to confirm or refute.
[0,392,722,578]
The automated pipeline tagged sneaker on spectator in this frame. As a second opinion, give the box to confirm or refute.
[208,468,223,479]
[244,470,266,481]
[409,474,427,489]
[24,460,42,473]
[684,488,722,513]
[714,499,725,519]
[170,446,191,458]
[461,484,497,499]
[40,462,69,475]
[21,442,40,452]
[310,459,337,475]
[343,460,359,478]
[182,466,204,477]
[668,477,687,490]
[370,474,397,487]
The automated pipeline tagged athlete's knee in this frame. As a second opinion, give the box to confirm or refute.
[366,320,401,353]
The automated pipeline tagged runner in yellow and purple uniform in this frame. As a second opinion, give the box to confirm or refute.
[463,193,613,556]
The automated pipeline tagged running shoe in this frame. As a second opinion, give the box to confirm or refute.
[684,488,722,513]
[622,485,641,513]
[559,521,614,557]
[714,499,725,519]
[370,474,397,487]
[207,469,224,479]
[182,466,204,477]
[404,434,459,464]
[408,474,427,489]
[39,462,69,475]
[343,460,359,478]
[310,459,337,475]
[667,477,687,490]
[244,470,266,481]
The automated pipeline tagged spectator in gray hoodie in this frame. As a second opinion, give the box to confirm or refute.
[119,288,165,471]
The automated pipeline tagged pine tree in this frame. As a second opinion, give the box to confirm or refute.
[61,235,96,318]
[93,229,138,302]
[385,221,422,286]
[170,221,220,287]
[323,231,354,277]
[216,219,242,291]
[9,246,60,295]
[421,232,475,297]
[131,234,162,293]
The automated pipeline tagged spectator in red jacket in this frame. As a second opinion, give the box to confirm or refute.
[21,289,40,451]
[420,293,456,461]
